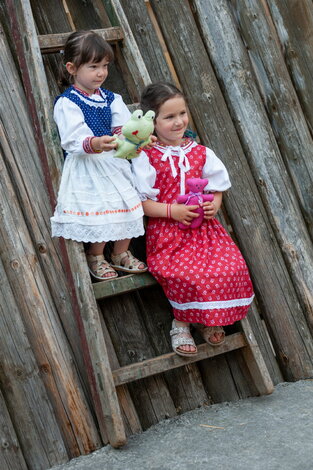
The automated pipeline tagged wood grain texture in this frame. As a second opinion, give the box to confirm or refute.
[149,0,313,380]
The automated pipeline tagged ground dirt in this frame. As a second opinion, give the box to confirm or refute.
[50,380,313,470]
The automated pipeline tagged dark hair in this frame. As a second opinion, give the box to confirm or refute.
[140,82,185,118]
[58,30,114,88]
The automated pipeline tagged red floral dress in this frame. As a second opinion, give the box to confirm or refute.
[132,139,254,326]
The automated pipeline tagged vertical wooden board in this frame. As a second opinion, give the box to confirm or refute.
[240,317,274,395]
[0,389,28,470]
[118,0,173,82]
[99,311,142,436]
[99,292,177,428]
[110,0,152,94]
[226,350,259,399]
[267,0,313,133]
[5,0,128,448]
[230,0,313,238]
[39,0,133,103]
[136,286,211,412]
[0,146,101,455]
[0,25,89,392]
[149,0,313,380]
[243,304,283,385]
[65,0,112,28]
[0,261,68,469]
[64,241,127,447]
[198,356,240,404]
[29,0,70,33]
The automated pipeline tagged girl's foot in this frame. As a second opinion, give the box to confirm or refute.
[197,325,225,346]
[170,320,197,357]
[111,250,148,273]
[86,254,118,281]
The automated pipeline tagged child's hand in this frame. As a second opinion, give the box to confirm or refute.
[136,135,157,153]
[202,200,217,220]
[91,135,118,152]
[171,203,200,226]
[146,135,157,149]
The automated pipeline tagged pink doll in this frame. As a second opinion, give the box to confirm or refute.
[177,177,214,229]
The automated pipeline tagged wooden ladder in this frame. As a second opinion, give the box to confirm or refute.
[13,0,274,449]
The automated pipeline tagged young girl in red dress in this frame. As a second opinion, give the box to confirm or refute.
[132,82,254,357]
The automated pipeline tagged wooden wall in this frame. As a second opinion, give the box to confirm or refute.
[0,0,312,469]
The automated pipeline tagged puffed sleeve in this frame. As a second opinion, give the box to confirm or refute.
[111,93,131,128]
[53,97,92,157]
[131,151,160,201]
[202,147,231,191]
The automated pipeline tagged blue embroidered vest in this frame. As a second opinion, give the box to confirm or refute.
[55,86,115,137]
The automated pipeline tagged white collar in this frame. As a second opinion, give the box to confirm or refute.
[158,141,196,194]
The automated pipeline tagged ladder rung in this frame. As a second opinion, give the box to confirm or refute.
[112,332,247,386]
[38,27,124,53]
[93,272,157,300]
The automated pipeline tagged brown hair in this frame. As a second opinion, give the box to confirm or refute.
[58,30,114,88]
[140,82,185,118]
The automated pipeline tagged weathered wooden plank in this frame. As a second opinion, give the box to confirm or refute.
[38,27,124,53]
[0,15,102,456]
[65,0,112,29]
[0,390,28,470]
[136,286,210,412]
[99,309,142,436]
[100,293,177,429]
[150,0,313,380]
[267,0,313,135]
[243,303,283,385]
[112,333,246,386]
[0,260,68,469]
[117,0,173,82]
[198,356,240,403]
[111,0,151,95]
[230,0,313,238]
[5,0,126,449]
[64,241,127,447]
[93,272,157,299]
[0,138,102,457]
[240,317,274,395]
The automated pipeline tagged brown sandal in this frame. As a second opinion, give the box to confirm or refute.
[86,254,118,281]
[110,250,148,273]
[196,325,225,346]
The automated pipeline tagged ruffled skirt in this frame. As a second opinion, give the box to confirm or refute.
[51,152,144,242]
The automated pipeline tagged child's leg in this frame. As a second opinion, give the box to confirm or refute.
[86,241,106,255]
[111,239,147,273]
[170,320,197,356]
[173,320,197,354]
[86,242,118,280]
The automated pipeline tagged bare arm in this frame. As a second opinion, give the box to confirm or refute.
[142,199,201,226]
[202,191,223,220]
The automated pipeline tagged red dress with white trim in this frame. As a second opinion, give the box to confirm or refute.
[132,139,254,327]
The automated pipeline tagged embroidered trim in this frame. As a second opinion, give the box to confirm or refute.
[69,88,109,108]
[83,136,102,154]
[168,295,254,311]
[62,202,142,217]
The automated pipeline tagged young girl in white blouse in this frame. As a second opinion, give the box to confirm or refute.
[51,30,147,280]
[132,82,254,357]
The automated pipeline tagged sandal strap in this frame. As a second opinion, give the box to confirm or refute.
[111,250,145,270]
[170,323,196,348]
[87,254,117,277]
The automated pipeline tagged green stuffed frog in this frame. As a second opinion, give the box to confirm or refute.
[114,109,155,159]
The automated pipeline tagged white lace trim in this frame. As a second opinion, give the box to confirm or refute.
[51,220,144,243]
[169,295,254,311]
[70,89,109,108]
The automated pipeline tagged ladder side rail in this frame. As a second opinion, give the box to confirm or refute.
[8,0,126,448]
